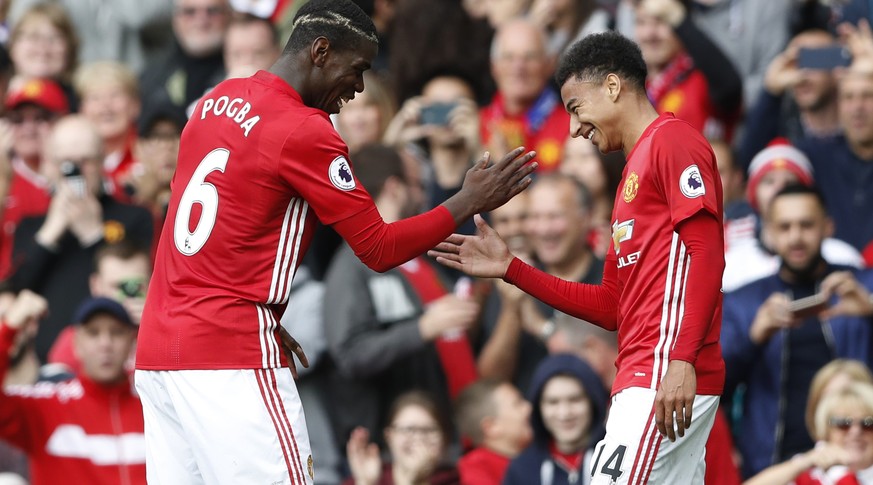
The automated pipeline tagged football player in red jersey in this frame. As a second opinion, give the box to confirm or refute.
[430,31,725,484]
[134,1,536,483]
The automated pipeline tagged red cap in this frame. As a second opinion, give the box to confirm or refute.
[4,78,69,114]
[746,138,814,212]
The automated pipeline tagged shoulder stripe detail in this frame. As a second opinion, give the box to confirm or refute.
[651,233,689,388]
[282,202,308,305]
[269,199,300,304]
[267,199,309,305]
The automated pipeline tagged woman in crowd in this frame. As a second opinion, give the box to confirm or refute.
[745,373,873,484]
[7,3,78,107]
[345,391,459,485]
[336,71,397,154]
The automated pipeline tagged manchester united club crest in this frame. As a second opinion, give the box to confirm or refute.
[623,172,639,203]
[103,220,126,244]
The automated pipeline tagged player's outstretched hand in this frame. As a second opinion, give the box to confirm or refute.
[655,360,697,442]
[278,327,309,379]
[428,214,514,279]
[443,148,536,224]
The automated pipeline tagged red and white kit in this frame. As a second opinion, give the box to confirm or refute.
[0,325,146,485]
[136,71,458,484]
[506,113,725,484]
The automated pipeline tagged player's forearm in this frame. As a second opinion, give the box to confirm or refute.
[504,258,619,330]
[333,205,456,273]
[670,211,725,363]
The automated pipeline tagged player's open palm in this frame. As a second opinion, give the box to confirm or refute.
[429,215,515,279]
[347,427,381,485]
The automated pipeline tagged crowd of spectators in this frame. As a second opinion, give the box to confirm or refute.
[0,0,872,484]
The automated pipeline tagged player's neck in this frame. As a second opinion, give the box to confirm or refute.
[621,99,659,157]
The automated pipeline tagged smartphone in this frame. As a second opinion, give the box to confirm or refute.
[797,45,852,70]
[788,293,830,320]
[420,103,457,126]
[60,160,86,197]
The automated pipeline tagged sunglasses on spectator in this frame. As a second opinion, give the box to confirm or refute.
[7,110,54,125]
[829,416,873,432]
[117,278,147,299]
[175,6,227,18]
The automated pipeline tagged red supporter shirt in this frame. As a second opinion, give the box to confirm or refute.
[137,71,456,370]
[653,70,735,142]
[0,326,146,485]
[0,158,51,280]
[506,114,725,396]
[480,91,569,172]
[458,447,511,485]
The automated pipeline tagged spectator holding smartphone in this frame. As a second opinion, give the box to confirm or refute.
[739,29,842,172]
[8,116,153,362]
[721,184,873,478]
[384,72,484,223]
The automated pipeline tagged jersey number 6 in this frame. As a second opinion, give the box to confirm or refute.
[174,148,229,256]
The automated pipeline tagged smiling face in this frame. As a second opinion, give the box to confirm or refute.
[10,16,70,79]
[539,375,592,451]
[313,41,377,115]
[767,193,830,275]
[385,404,444,475]
[827,401,873,471]
[561,75,621,153]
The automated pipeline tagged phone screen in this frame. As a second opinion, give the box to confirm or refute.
[797,46,852,70]
[420,103,456,126]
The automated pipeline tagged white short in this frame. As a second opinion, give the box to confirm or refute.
[588,388,718,485]
[135,369,313,485]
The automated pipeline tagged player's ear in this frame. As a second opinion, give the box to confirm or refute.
[311,37,330,67]
[605,73,621,103]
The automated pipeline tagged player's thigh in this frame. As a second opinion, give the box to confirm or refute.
[589,389,718,485]
[166,369,314,485]
[135,370,204,485]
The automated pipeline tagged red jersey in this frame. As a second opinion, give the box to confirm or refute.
[608,113,724,395]
[137,71,456,370]
[0,158,51,279]
[504,114,725,397]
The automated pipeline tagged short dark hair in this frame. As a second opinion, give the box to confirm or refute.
[94,241,151,273]
[454,378,503,446]
[349,143,405,198]
[769,183,828,214]
[385,391,452,448]
[556,31,647,93]
[284,0,378,54]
